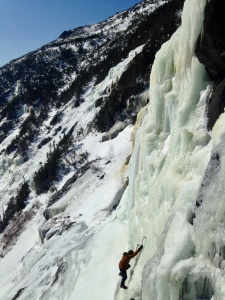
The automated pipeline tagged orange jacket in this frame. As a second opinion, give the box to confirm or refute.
[119,249,140,270]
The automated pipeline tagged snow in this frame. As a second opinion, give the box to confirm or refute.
[69,221,128,300]
[0,123,132,300]
[0,24,139,299]
[0,44,135,298]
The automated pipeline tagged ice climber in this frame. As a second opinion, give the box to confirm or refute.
[118,244,143,289]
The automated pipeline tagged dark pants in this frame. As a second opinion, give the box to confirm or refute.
[119,269,127,286]
[119,264,130,286]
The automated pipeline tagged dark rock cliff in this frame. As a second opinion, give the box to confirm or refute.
[195,0,225,130]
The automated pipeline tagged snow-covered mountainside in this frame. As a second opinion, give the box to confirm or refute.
[2,0,225,299]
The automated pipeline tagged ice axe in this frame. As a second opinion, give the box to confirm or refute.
[129,236,146,281]
[141,236,146,245]
[136,236,146,249]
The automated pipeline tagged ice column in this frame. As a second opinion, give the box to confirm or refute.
[115,0,218,299]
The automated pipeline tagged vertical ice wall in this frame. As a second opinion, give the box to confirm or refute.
[117,0,225,299]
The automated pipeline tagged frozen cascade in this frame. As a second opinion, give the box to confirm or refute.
[117,0,225,299]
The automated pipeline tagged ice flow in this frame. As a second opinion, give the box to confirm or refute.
[117,0,225,299]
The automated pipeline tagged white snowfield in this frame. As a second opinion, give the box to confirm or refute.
[1,0,225,299]
[0,35,139,300]
[0,126,132,300]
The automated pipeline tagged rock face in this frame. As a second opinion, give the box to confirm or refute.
[195,0,225,130]
[206,78,225,130]
[195,0,225,80]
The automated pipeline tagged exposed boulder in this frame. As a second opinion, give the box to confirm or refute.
[39,216,76,243]
[101,121,126,142]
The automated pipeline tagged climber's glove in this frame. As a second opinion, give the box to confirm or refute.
[138,245,143,251]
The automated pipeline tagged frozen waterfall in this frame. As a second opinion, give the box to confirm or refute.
[117,0,225,299]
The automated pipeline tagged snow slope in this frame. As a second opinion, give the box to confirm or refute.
[0,39,136,299]
[0,125,132,300]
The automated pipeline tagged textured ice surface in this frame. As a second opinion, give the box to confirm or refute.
[116,0,225,299]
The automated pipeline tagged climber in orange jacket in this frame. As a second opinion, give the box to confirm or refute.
[118,245,143,289]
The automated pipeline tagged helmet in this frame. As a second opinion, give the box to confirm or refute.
[128,250,134,255]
